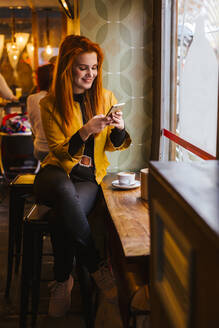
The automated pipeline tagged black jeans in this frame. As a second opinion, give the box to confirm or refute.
[34,165,100,282]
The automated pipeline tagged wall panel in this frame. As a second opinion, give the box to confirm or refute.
[80,0,153,171]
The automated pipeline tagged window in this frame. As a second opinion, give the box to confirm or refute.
[160,0,219,161]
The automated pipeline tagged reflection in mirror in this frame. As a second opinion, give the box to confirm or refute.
[0,7,32,96]
[0,6,62,97]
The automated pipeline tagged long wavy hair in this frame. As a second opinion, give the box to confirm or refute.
[51,35,104,126]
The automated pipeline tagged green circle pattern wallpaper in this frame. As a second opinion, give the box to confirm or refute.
[80,0,153,172]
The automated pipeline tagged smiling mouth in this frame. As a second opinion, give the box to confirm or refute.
[83,79,93,82]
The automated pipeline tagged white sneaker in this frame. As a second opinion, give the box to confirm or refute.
[48,275,74,317]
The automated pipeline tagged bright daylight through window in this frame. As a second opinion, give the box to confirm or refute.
[161,0,219,161]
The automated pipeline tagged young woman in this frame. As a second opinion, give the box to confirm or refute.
[27,64,54,161]
[34,35,131,318]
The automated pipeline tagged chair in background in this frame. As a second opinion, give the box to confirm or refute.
[0,133,38,181]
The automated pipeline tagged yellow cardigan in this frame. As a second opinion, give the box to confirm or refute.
[39,89,131,184]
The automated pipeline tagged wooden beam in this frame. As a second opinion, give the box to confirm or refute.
[31,9,38,70]
[66,0,80,35]
[26,0,34,10]
[151,0,162,160]
[61,11,67,40]
[26,0,38,70]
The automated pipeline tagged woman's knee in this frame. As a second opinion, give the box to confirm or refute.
[53,179,78,201]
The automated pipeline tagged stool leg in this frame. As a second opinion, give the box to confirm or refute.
[20,222,34,328]
[14,194,25,273]
[5,189,16,298]
[133,312,137,328]
[31,229,44,327]
[5,189,25,297]
[76,262,95,328]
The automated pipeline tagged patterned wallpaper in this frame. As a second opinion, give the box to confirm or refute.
[80,0,153,172]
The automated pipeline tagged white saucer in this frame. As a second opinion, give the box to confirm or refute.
[112,180,140,190]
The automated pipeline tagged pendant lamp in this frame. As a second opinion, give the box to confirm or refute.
[15,32,29,54]
[6,42,19,70]
[45,9,53,58]
[7,8,20,72]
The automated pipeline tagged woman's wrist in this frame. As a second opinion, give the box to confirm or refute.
[79,124,92,141]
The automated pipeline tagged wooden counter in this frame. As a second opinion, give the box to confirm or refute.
[101,174,150,257]
[149,160,219,328]
[101,174,150,327]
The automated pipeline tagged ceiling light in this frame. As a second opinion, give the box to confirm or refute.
[45,9,53,58]
[15,32,29,53]
[6,42,20,70]
[45,45,52,55]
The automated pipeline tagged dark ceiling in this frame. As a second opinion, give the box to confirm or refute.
[0,1,60,9]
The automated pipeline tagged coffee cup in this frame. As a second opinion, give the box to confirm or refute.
[117,172,135,185]
[140,168,149,200]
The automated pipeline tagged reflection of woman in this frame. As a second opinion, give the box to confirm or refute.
[0,73,17,101]
[27,64,54,161]
[34,35,131,318]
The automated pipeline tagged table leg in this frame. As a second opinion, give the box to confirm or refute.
[0,134,6,181]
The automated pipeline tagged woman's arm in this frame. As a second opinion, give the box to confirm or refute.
[40,100,83,161]
[40,100,112,160]
[110,127,126,147]
[0,73,17,101]
[79,114,111,141]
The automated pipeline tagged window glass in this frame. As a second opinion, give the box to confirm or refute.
[178,0,219,160]
[161,0,219,161]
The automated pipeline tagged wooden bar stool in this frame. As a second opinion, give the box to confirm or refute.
[5,173,36,298]
[20,204,97,328]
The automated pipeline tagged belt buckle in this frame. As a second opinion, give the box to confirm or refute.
[79,155,92,168]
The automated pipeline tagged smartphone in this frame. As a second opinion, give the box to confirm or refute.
[106,102,125,117]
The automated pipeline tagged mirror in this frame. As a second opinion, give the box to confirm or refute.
[0,6,62,97]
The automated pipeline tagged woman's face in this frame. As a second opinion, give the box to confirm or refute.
[72,52,98,94]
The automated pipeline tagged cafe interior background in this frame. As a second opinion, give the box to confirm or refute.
[0,1,218,328]
[0,0,153,175]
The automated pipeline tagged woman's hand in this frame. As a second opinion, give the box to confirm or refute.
[11,95,19,102]
[110,111,125,130]
[79,114,111,141]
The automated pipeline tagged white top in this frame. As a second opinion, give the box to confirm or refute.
[0,73,15,100]
[27,90,49,153]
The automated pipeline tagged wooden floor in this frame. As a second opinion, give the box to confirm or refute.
[0,179,150,328]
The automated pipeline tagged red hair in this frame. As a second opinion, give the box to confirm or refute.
[51,35,104,126]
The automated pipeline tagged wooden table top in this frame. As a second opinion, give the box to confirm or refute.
[101,174,150,257]
[150,160,219,247]
[0,132,32,136]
